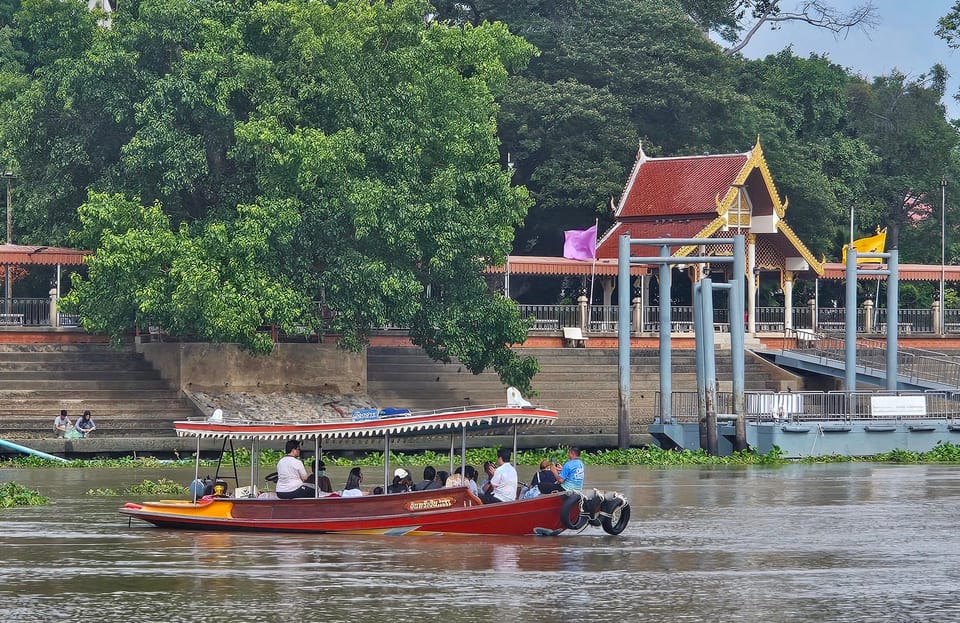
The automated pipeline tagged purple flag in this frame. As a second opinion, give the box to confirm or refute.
[563,224,597,260]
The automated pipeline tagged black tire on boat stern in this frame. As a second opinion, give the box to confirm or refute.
[585,492,604,526]
[560,493,588,530]
[600,499,630,535]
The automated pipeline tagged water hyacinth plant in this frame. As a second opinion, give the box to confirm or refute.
[0,481,49,507]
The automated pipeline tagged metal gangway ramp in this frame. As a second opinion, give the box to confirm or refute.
[767,329,960,391]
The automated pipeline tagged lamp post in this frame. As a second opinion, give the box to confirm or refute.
[0,171,13,317]
[942,177,947,335]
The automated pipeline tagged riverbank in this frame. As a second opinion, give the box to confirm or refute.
[5,444,960,469]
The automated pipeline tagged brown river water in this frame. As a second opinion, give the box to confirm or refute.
[1,463,959,623]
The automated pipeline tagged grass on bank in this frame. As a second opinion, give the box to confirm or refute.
[5,443,960,470]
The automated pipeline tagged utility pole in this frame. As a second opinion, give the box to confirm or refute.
[0,171,13,317]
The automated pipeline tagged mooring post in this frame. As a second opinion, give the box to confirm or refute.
[886,248,899,390]
[658,244,672,424]
[617,234,631,449]
[731,234,747,451]
[845,248,858,395]
[700,278,718,455]
[693,282,707,450]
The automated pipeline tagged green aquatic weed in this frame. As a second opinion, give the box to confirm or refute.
[0,481,50,507]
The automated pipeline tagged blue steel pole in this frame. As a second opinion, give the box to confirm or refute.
[845,248,858,393]
[659,244,672,424]
[700,278,718,455]
[731,235,747,451]
[617,234,631,448]
[887,249,899,390]
[693,282,707,449]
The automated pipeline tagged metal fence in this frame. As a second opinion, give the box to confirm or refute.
[657,390,960,423]
[517,304,578,331]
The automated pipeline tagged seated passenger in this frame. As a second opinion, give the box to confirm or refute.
[463,465,480,497]
[480,449,518,504]
[414,466,439,491]
[305,459,333,493]
[388,468,413,493]
[275,440,314,499]
[477,461,494,494]
[531,459,558,493]
[435,470,449,488]
[340,467,368,497]
[542,447,585,493]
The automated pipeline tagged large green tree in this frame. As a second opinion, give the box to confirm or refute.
[433,0,757,258]
[2,0,541,392]
[846,68,959,254]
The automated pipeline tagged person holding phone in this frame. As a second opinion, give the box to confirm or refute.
[545,447,585,492]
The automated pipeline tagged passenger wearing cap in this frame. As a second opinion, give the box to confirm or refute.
[388,468,413,493]
[305,458,333,494]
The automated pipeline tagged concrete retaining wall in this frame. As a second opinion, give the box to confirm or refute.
[136,342,366,394]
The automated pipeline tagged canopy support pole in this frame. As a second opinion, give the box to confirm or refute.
[315,437,321,498]
[384,433,391,493]
[193,437,201,503]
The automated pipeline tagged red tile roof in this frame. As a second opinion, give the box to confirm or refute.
[596,219,715,260]
[618,153,749,218]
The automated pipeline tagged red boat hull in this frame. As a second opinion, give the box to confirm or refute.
[120,487,573,536]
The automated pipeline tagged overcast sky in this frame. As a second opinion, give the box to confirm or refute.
[741,0,960,119]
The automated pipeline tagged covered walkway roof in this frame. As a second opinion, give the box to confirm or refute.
[487,255,647,277]
[0,244,89,265]
[820,263,960,281]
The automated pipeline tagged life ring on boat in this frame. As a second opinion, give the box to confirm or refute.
[560,493,588,530]
[600,498,630,535]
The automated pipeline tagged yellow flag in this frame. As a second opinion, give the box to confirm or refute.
[842,228,887,264]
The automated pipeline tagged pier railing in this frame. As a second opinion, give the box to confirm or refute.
[782,329,960,388]
[657,390,960,424]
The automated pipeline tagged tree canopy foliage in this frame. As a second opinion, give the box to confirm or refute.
[0,0,541,392]
[1,0,959,390]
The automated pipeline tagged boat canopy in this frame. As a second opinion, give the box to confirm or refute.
[174,405,558,441]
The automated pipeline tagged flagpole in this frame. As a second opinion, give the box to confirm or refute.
[849,206,855,246]
[588,218,599,315]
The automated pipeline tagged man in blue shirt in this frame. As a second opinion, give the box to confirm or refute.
[547,447,584,492]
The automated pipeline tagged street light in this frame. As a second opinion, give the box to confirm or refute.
[942,177,947,335]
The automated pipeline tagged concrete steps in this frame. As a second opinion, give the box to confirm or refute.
[0,344,197,439]
[367,346,793,443]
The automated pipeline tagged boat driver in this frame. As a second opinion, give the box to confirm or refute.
[275,439,314,499]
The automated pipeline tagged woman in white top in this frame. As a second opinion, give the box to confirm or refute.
[341,467,367,497]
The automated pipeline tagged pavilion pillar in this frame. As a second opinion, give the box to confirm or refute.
[632,296,642,336]
[639,273,650,333]
[783,270,794,330]
[577,295,588,332]
[601,277,614,306]
[747,234,757,335]
[49,285,58,328]
[933,299,942,335]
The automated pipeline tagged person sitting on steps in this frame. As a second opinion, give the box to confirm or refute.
[76,411,97,438]
[54,410,71,438]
